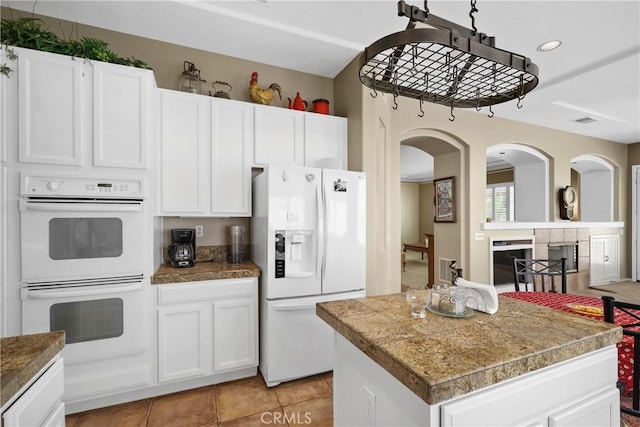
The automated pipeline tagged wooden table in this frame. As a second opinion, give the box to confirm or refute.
[403,242,428,258]
[403,233,435,286]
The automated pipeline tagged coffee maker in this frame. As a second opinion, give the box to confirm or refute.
[168,229,196,268]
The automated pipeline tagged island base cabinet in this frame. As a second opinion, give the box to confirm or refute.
[333,335,620,427]
[2,356,65,427]
[333,334,437,427]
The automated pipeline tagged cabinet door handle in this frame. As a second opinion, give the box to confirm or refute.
[604,255,609,262]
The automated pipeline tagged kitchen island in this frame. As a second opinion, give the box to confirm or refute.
[1,331,65,425]
[317,293,623,426]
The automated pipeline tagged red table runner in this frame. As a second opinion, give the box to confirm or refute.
[502,291,638,395]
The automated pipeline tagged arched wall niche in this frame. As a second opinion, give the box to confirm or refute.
[570,154,617,221]
[486,143,551,222]
[400,128,468,282]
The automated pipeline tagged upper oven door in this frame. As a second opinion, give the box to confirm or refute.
[20,198,146,282]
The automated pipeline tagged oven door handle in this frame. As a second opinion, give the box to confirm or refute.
[24,283,143,299]
[21,201,143,212]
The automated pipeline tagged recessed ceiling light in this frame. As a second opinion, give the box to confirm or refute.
[537,40,562,52]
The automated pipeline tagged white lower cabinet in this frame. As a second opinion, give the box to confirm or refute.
[2,356,65,427]
[158,304,211,383]
[157,278,258,384]
[334,334,620,427]
[590,235,619,284]
[547,388,619,427]
[213,298,257,372]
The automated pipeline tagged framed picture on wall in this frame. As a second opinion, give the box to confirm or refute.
[434,176,456,223]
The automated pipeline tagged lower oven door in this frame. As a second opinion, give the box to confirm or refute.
[21,278,153,401]
[20,198,146,282]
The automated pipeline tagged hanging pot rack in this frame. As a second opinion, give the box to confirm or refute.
[359,1,539,115]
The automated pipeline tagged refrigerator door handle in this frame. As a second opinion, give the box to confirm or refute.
[316,182,324,282]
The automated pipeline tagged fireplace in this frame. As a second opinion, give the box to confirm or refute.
[548,242,578,272]
[490,237,534,287]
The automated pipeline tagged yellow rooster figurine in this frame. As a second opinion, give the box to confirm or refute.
[249,72,282,105]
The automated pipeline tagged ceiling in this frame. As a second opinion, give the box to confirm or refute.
[4,0,639,181]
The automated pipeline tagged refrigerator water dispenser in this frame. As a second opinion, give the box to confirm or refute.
[274,230,315,278]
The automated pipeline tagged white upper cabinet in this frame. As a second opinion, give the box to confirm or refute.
[210,98,254,216]
[12,47,153,169]
[158,90,254,217]
[1,46,13,164]
[159,90,209,215]
[18,48,83,165]
[254,105,304,167]
[93,60,153,169]
[253,105,347,170]
[304,114,347,170]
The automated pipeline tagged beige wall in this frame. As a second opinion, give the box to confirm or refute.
[6,9,635,290]
[162,217,250,247]
[570,169,581,221]
[400,181,434,245]
[628,143,640,278]
[350,91,631,287]
[400,183,419,244]
[2,8,334,109]
[419,183,434,236]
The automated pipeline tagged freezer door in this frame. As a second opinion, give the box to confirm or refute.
[322,169,366,294]
[265,165,323,299]
[261,290,364,387]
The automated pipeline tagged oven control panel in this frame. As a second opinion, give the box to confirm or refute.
[21,175,145,198]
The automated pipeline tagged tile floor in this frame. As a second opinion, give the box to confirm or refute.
[65,372,333,427]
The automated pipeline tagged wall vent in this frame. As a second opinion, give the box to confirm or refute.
[574,116,598,124]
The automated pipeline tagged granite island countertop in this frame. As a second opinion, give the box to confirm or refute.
[0,331,65,408]
[151,260,261,284]
[317,293,622,405]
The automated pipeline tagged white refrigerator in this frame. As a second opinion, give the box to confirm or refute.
[252,165,366,387]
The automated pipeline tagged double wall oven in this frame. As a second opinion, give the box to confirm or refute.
[19,174,153,402]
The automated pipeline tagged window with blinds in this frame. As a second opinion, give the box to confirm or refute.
[486,183,515,221]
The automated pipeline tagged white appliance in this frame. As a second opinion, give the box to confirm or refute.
[252,165,366,387]
[19,174,153,401]
[20,174,146,282]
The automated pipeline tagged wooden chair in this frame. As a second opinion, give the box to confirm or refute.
[602,296,640,417]
[511,258,567,293]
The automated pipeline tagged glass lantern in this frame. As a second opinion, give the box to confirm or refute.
[179,61,202,94]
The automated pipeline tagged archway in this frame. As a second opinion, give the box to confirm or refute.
[570,155,615,221]
[486,144,550,222]
[400,129,467,285]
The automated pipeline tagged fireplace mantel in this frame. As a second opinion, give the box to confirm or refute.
[481,221,624,230]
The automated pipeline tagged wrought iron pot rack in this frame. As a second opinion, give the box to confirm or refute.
[359,1,539,118]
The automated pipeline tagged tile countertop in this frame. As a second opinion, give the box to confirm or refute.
[151,260,261,284]
[316,293,622,405]
[0,331,65,408]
